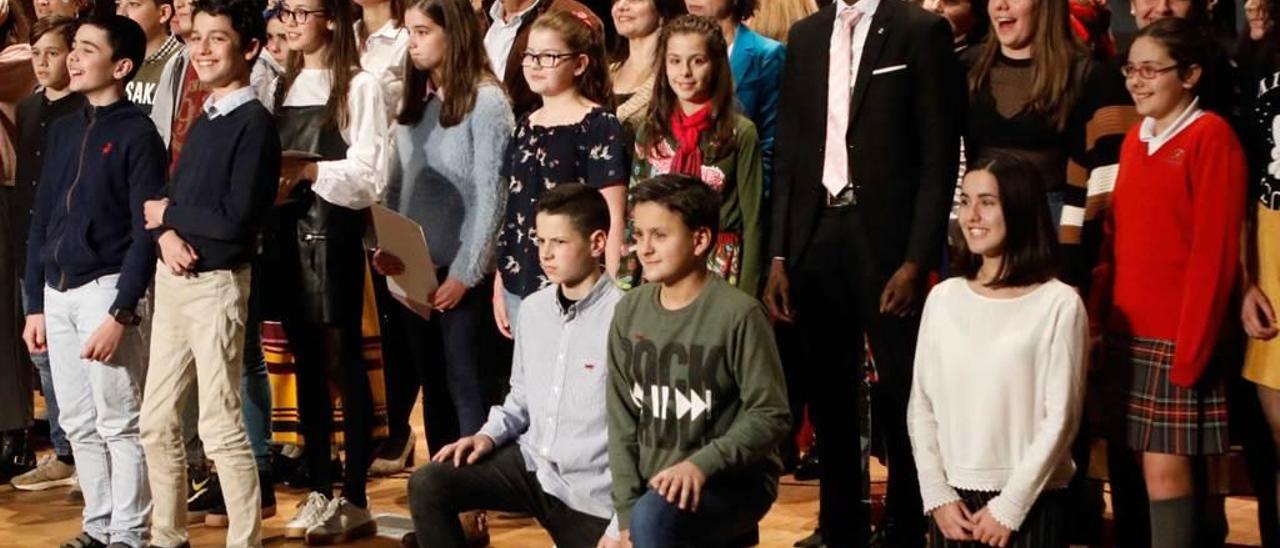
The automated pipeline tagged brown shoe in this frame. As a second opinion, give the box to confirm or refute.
[460,510,489,547]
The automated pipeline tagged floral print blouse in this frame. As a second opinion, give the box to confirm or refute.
[497,107,629,298]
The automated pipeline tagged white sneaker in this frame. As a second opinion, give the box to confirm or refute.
[285,491,331,539]
[304,497,376,545]
[11,456,76,491]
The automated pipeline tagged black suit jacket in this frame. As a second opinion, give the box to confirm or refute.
[769,0,962,277]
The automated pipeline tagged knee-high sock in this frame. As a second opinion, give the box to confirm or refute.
[1149,496,1197,548]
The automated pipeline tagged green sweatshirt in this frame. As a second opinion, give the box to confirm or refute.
[606,275,791,529]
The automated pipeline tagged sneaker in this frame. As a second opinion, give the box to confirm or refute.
[11,455,76,491]
[285,491,331,539]
[206,470,277,527]
[58,532,106,548]
[304,497,377,545]
[186,468,223,524]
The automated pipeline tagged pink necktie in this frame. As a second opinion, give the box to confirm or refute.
[822,8,862,197]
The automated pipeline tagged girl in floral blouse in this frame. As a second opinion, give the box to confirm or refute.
[493,9,629,337]
[618,14,765,295]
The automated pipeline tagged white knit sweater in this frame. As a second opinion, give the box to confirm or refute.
[908,277,1087,530]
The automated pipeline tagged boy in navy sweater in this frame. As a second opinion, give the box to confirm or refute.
[136,0,279,546]
[21,15,164,548]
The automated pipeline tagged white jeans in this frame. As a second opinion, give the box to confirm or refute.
[45,274,151,547]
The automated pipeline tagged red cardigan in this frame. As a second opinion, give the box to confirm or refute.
[1091,112,1246,388]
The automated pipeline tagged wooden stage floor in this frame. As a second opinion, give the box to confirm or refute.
[0,460,1266,547]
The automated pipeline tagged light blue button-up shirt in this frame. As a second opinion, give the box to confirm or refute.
[202,85,258,119]
[478,275,622,534]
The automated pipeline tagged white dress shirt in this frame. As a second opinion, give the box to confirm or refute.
[279,68,390,210]
[358,20,410,118]
[485,0,542,82]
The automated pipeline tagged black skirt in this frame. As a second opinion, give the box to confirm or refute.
[927,489,1068,548]
[263,105,367,326]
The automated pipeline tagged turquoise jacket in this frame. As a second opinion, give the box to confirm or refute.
[729,23,785,192]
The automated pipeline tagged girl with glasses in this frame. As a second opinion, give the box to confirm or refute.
[1097,17,1247,548]
[267,0,390,543]
[492,9,628,338]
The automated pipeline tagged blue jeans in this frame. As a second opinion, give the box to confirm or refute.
[23,283,69,457]
[240,294,271,470]
[629,478,774,548]
[503,289,522,335]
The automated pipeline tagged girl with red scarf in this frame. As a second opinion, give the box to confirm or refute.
[619,14,765,295]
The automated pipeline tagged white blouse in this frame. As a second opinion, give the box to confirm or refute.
[358,20,409,119]
[908,277,1087,531]
[279,68,390,210]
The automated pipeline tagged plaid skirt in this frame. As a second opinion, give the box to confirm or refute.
[927,489,1068,548]
[1106,335,1229,456]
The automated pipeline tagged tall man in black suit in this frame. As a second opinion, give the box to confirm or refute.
[764,0,962,545]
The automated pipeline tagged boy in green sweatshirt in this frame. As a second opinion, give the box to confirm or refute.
[607,174,791,547]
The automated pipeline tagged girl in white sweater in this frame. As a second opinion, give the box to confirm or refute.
[909,153,1088,548]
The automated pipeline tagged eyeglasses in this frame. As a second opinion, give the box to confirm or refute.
[276,7,328,24]
[520,51,581,68]
[1121,63,1180,80]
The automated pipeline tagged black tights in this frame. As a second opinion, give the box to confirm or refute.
[287,319,374,508]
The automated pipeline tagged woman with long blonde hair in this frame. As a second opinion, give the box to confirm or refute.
[745,0,815,43]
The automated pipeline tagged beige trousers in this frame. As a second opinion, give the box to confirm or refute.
[141,264,261,548]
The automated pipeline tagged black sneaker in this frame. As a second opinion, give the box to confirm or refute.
[58,532,106,548]
[186,467,223,524]
[206,470,277,527]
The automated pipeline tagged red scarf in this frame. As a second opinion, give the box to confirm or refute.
[669,104,712,176]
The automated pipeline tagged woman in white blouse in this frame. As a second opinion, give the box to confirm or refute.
[908,153,1087,548]
[355,0,409,118]
[270,0,391,543]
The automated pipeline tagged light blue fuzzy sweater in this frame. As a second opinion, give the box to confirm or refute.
[387,84,514,287]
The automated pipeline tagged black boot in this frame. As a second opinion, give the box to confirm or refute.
[0,429,37,483]
[794,438,822,482]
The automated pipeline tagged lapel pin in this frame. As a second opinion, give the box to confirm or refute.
[877,27,885,34]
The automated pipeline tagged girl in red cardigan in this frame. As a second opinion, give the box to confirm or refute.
[1093,17,1247,548]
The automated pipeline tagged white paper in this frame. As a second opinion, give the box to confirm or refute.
[370,204,438,319]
